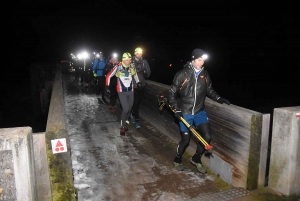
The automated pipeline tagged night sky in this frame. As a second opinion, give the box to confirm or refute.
[1,1,299,130]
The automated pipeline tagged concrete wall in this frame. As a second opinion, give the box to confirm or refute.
[45,67,76,201]
[140,80,270,190]
[269,106,300,196]
[0,127,37,201]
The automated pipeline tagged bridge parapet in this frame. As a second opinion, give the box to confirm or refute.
[44,67,76,201]
[140,80,270,190]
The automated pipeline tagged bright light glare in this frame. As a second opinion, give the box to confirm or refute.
[82,52,88,59]
[113,53,117,58]
[77,51,89,60]
[201,54,208,60]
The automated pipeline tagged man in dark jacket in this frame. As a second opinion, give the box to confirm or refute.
[168,48,230,173]
[103,53,119,112]
[130,47,151,129]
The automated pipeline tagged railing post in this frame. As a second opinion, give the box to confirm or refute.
[269,106,300,196]
[0,127,37,201]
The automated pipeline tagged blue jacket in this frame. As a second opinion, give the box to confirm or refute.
[92,57,107,76]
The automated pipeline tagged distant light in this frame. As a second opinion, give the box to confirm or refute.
[78,51,89,60]
[113,53,117,58]
[169,64,172,67]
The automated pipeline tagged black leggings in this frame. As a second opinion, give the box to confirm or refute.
[131,87,144,121]
[176,122,212,161]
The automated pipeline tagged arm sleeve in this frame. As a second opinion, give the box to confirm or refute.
[168,71,182,108]
[105,65,117,86]
[143,60,151,78]
[92,60,98,73]
[205,73,220,101]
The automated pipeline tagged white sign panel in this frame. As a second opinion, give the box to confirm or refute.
[51,138,67,154]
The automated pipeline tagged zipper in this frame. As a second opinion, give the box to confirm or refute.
[192,74,197,115]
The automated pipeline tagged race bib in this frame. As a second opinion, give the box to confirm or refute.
[119,76,132,87]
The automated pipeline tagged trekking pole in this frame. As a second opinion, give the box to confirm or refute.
[158,95,213,153]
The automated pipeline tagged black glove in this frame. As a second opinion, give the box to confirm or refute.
[174,108,182,119]
[217,97,230,105]
[136,82,143,90]
[105,86,110,94]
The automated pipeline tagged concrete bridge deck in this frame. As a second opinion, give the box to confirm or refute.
[62,74,296,201]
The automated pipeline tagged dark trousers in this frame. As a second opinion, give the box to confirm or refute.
[109,79,118,106]
[174,122,212,164]
[96,76,106,99]
[131,87,144,121]
[75,67,80,79]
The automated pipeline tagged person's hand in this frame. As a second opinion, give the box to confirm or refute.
[174,108,182,119]
[105,86,110,94]
[130,67,136,75]
[217,97,230,105]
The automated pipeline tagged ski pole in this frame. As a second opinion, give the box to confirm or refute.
[158,95,213,153]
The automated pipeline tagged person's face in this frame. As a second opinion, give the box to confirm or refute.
[135,53,142,59]
[123,59,131,66]
[111,58,117,64]
[191,58,205,70]
[99,53,103,58]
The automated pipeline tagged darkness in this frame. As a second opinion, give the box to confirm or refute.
[1,1,299,131]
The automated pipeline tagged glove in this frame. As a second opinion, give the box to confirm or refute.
[105,86,110,94]
[115,71,121,77]
[136,82,142,90]
[174,108,182,119]
[130,67,136,75]
[217,97,231,105]
[93,73,97,77]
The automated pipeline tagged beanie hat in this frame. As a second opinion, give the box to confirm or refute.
[191,49,207,60]
[122,52,132,61]
[134,47,143,54]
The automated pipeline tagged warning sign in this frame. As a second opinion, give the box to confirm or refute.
[51,138,67,154]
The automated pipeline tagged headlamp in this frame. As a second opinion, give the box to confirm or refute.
[201,54,208,60]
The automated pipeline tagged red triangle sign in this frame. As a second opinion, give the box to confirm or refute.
[56,140,63,147]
